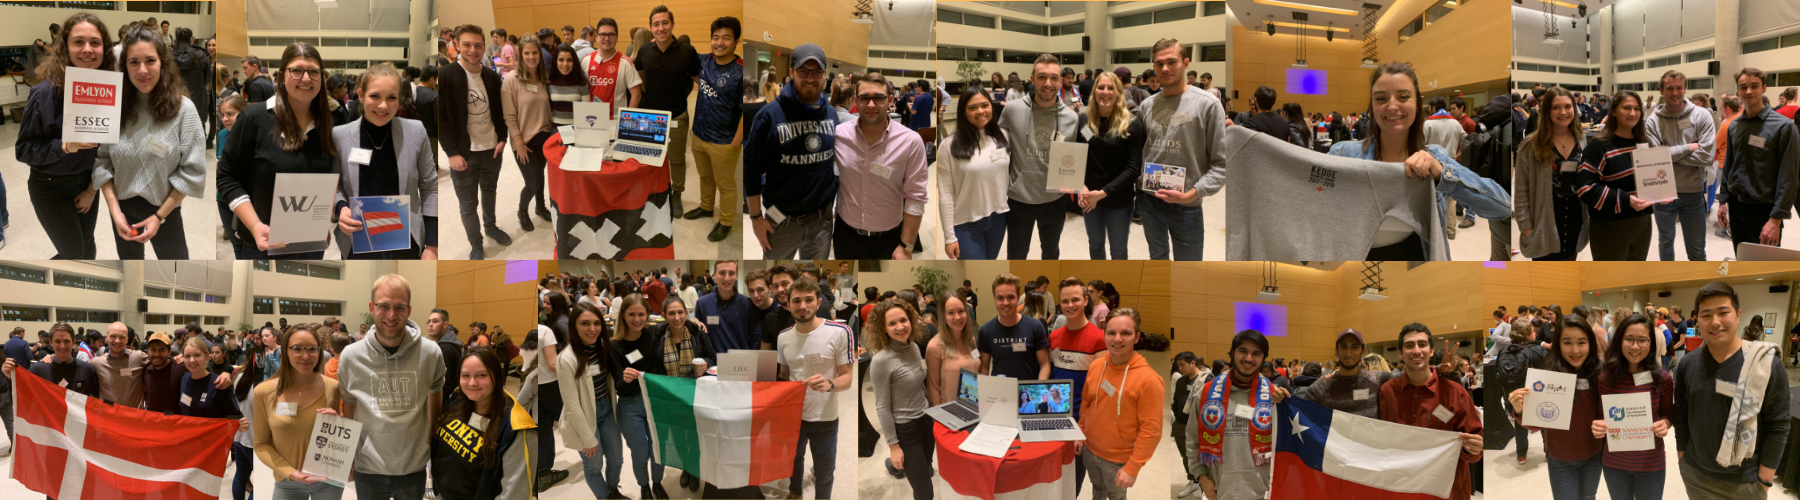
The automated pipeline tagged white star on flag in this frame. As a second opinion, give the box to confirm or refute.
[1290,412,1310,443]
[638,196,671,241]
[567,219,621,258]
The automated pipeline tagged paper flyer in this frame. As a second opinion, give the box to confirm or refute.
[1046,141,1088,192]
[61,66,123,144]
[1523,368,1577,430]
[1633,145,1676,203]
[1601,392,1656,452]
[1141,163,1186,193]
[977,374,1018,428]
[301,413,362,487]
[268,173,339,255]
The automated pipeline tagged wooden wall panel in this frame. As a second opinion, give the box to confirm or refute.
[1376,0,1510,92]
[743,0,869,67]
[217,0,248,58]
[439,262,538,360]
[1228,25,1371,116]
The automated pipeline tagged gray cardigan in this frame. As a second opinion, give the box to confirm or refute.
[1512,140,1589,259]
[330,117,438,252]
[93,97,208,204]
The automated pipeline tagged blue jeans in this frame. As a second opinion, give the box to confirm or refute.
[1548,454,1604,500]
[790,420,839,499]
[1602,466,1665,500]
[1654,191,1706,261]
[617,393,664,486]
[1082,205,1132,260]
[231,442,255,500]
[1137,196,1203,261]
[581,392,625,497]
[952,212,1005,260]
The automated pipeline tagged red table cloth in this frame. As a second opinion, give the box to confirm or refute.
[933,421,1076,500]
[545,134,674,259]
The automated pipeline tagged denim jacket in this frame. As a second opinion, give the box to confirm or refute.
[1328,141,1513,229]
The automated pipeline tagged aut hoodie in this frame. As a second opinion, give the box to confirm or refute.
[999,92,1078,205]
[430,391,536,500]
[744,82,841,216]
[1646,102,1717,193]
[1079,350,1166,477]
[338,320,446,476]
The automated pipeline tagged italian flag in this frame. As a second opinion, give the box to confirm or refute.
[641,373,806,488]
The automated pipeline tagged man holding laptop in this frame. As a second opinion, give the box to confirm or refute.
[1077,308,1164,500]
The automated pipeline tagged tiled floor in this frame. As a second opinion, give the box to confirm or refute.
[1504,201,1800,261]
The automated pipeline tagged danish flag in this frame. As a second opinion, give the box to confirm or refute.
[9,366,239,500]
[363,211,404,235]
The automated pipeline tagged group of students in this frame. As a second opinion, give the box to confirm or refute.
[866,272,1164,500]
[1513,69,1800,261]
[1493,282,1790,500]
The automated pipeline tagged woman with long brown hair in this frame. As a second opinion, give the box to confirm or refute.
[925,292,979,405]
[610,293,667,499]
[429,347,536,500]
[1576,90,1662,260]
[502,37,554,233]
[1327,62,1511,260]
[330,62,438,259]
[220,42,337,259]
[251,325,344,499]
[1514,86,1588,260]
[558,302,626,499]
[95,25,205,259]
[16,12,116,259]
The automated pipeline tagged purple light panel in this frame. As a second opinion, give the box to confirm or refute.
[504,260,538,284]
[1286,68,1327,96]
[1234,301,1289,337]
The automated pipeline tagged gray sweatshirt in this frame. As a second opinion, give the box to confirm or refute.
[338,320,445,476]
[1185,384,1271,500]
[1139,87,1228,207]
[871,343,928,445]
[93,97,207,203]
[1646,102,1717,193]
[1223,126,1448,260]
[1000,94,1079,205]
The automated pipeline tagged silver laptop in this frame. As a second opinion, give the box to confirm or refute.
[1736,242,1800,261]
[924,368,981,431]
[1017,379,1085,442]
[609,107,672,164]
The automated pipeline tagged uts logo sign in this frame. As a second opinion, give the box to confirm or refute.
[72,81,116,106]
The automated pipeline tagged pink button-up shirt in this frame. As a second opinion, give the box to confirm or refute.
[833,117,930,232]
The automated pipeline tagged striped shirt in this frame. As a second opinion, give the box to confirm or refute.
[1049,321,1105,419]
[547,73,586,126]
[1598,369,1675,472]
[1575,135,1654,220]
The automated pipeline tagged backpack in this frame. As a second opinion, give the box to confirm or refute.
[1495,343,1531,387]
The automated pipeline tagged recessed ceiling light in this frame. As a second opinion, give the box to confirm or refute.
[1251,0,1359,16]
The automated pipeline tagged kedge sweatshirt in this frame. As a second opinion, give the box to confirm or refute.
[743,82,841,216]
[1222,126,1448,260]
[1079,351,1165,477]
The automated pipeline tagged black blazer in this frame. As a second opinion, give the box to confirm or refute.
[436,63,506,158]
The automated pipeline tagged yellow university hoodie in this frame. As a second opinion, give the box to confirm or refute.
[1079,351,1167,476]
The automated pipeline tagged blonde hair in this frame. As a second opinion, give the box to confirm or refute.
[371,274,412,304]
[1084,71,1132,140]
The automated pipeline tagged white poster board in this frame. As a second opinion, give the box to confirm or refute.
[1601,392,1655,452]
[301,413,362,487]
[718,350,776,382]
[1046,141,1087,192]
[1523,368,1577,430]
[977,374,1018,428]
[61,66,123,144]
[268,173,340,255]
[572,101,614,148]
[1633,145,1677,203]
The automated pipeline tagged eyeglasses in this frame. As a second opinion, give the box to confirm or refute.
[794,68,825,79]
[373,302,410,314]
[286,68,322,81]
[288,345,321,354]
[597,32,617,38]
[856,94,889,104]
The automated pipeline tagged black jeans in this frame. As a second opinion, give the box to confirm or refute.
[453,150,503,244]
[1005,197,1067,259]
[111,196,187,259]
[537,380,563,476]
[893,418,935,500]
[832,216,903,260]
[519,130,552,216]
[1729,201,1779,257]
[28,170,98,259]
[1589,215,1652,261]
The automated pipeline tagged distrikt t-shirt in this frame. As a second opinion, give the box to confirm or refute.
[978,315,1049,380]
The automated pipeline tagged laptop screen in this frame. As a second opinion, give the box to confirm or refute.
[957,370,977,403]
[1018,382,1074,415]
[617,109,670,145]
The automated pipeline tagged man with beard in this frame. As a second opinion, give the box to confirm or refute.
[1378,323,1483,500]
[141,331,187,413]
[760,264,799,350]
[1185,330,1289,500]
[338,275,446,500]
[775,277,854,499]
[1295,329,1390,418]
[1674,282,1790,499]
[746,44,840,259]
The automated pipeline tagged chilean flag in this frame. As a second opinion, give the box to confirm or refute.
[10,366,240,500]
[1272,398,1462,500]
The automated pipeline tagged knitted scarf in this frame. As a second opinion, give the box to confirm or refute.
[1194,372,1274,466]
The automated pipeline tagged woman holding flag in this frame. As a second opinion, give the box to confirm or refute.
[429,347,537,500]
[611,293,669,499]
[330,62,437,259]
[559,302,627,500]
[16,12,115,259]
[1588,314,1674,500]
[95,25,206,259]
[1507,315,1606,500]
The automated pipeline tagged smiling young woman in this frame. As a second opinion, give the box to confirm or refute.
[95,25,206,260]
[15,11,117,258]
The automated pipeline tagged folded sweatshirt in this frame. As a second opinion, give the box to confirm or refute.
[1223,126,1448,260]
[1079,351,1165,477]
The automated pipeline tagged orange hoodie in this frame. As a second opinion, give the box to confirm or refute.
[1078,350,1166,477]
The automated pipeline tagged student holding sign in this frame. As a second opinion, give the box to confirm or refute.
[1073,71,1144,261]
[251,325,345,499]
[219,42,338,259]
[1645,71,1717,262]
[429,347,537,500]
[1576,90,1663,260]
[998,53,1079,260]
[1507,316,1604,500]
[329,62,438,260]
[16,12,116,259]
[1589,313,1675,500]
[93,26,205,259]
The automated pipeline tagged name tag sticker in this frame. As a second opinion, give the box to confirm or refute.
[1100,379,1117,397]
[1432,405,1454,423]
[526,84,539,93]
[1233,404,1255,420]
[276,402,297,416]
[764,206,787,225]
[1353,388,1371,401]
[147,137,172,158]
[1577,378,1590,390]
[58,379,68,388]
[870,163,893,178]
[1633,371,1653,386]
[181,393,193,406]
[349,148,374,165]
[1749,135,1767,149]
[706,316,720,325]
[625,350,644,363]
[669,120,681,129]
[1560,161,1579,173]
[469,413,489,429]
[1011,342,1026,353]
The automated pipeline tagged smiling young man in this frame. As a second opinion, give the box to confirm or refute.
[92,322,147,409]
[634,5,701,214]
[1719,67,1800,254]
[1077,308,1165,500]
[977,273,1050,380]
[1136,38,1227,261]
[579,18,643,117]
[745,44,840,260]
[774,277,855,499]
[695,260,755,351]
[1185,330,1280,500]
[1049,277,1105,491]
[998,54,1079,259]
[1674,282,1790,499]
[760,265,799,350]
[684,17,746,242]
[440,24,511,259]
[338,274,446,500]
[1646,70,1718,261]
[1378,323,1483,500]
[1294,329,1389,418]
[832,71,928,260]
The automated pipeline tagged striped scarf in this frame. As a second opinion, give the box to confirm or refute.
[1194,372,1274,466]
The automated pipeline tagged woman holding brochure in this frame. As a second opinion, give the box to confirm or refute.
[502,38,555,232]
[1073,71,1143,260]
[329,62,437,260]
[868,299,933,500]
[95,26,206,259]
[16,12,116,259]
[1506,315,1605,500]
[1588,313,1674,500]
[1576,90,1660,261]
[219,42,337,259]
[934,87,1011,260]
[558,302,628,500]
[252,325,344,500]
[429,347,537,500]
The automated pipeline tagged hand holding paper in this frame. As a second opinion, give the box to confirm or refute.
[1523,368,1577,430]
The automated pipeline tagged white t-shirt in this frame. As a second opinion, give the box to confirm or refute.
[776,320,853,422]
[522,325,560,386]
[465,67,499,152]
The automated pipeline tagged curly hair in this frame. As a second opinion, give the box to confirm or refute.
[864,298,925,354]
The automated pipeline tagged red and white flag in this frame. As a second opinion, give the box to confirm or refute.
[362,211,404,235]
[9,367,239,500]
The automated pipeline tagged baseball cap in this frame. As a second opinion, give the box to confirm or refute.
[1335,329,1364,344]
[792,43,825,70]
[147,332,172,346]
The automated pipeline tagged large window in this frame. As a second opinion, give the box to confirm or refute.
[253,260,271,271]
[127,1,202,14]
[1688,78,1713,90]
[1198,44,1226,62]
[1051,22,1084,36]
[1400,0,1464,43]
[937,9,995,29]
[310,265,341,280]
[1616,62,1645,73]
[1001,19,1047,36]
[1113,12,1152,29]
[176,291,202,302]
[146,314,169,324]
[279,299,343,316]
[253,297,274,315]
[3,305,49,322]
[56,308,119,324]
[54,273,118,292]
[1059,52,1085,65]
[1113,49,1152,64]
[0,264,45,284]
[938,46,996,63]
[1742,33,1800,55]
[144,286,171,298]
[205,316,227,325]
[1203,1,1226,16]
[274,261,342,280]
[172,315,201,326]
[206,294,229,304]
[275,261,309,276]
[1646,55,1682,69]
[1002,51,1037,64]
[1153,4,1196,23]
[1686,49,1714,63]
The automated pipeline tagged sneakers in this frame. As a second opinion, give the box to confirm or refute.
[1517,454,1527,464]
[535,469,569,493]
[707,223,732,242]
[683,207,714,220]
[519,213,535,232]
[1177,481,1202,498]
[485,225,513,245]
[1458,214,1476,229]
[885,457,906,479]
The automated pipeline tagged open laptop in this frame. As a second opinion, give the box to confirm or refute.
[610,106,672,164]
[1736,242,1800,261]
[924,368,981,431]
[1017,379,1085,442]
